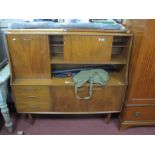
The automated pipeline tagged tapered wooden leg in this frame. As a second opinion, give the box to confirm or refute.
[28,114,34,125]
[106,113,112,124]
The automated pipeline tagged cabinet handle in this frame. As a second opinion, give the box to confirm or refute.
[23,38,32,41]
[99,37,105,42]
[24,88,38,91]
[12,38,16,41]
[29,105,38,109]
[27,96,37,98]
[133,112,140,117]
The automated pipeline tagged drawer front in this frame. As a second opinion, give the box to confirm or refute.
[12,85,50,97]
[12,85,51,101]
[15,101,51,112]
[126,99,155,105]
[122,106,155,121]
[12,85,52,112]
[14,97,51,105]
[52,86,125,112]
[64,35,113,62]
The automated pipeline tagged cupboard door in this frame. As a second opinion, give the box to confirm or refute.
[51,86,88,112]
[51,86,125,112]
[87,86,125,112]
[7,35,51,79]
[64,35,112,62]
[127,20,155,104]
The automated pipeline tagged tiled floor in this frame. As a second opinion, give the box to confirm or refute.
[1,113,155,135]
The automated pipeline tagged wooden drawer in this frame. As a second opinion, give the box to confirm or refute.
[64,35,113,62]
[122,106,155,121]
[51,85,125,112]
[12,85,50,96]
[12,85,52,112]
[12,85,51,102]
[15,101,52,112]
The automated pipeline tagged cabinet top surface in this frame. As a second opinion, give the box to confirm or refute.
[5,29,132,36]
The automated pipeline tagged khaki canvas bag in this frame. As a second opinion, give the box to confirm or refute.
[73,69,109,99]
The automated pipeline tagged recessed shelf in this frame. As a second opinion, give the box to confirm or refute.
[51,54,126,65]
[12,72,125,86]
[52,72,125,86]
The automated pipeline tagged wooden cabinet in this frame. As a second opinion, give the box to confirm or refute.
[7,35,51,79]
[64,35,113,62]
[6,30,132,120]
[127,21,155,103]
[12,85,52,112]
[120,20,155,130]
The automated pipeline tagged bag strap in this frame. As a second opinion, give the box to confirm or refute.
[75,79,93,100]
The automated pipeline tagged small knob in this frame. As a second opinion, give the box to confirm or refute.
[133,112,140,117]
[99,37,105,42]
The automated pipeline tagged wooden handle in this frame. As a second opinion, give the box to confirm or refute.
[29,105,38,109]
[23,38,32,41]
[27,96,37,98]
[24,88,38,91]
[99,37,105,42]
[133,112,140,117]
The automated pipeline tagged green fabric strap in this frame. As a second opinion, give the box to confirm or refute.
[75,79,93,100]
[73,69,109,100]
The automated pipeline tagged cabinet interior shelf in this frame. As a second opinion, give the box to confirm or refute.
[51,54,126,65]
[12,72,125,86]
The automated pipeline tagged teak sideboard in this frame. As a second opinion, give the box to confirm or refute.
[5,29,132,121]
